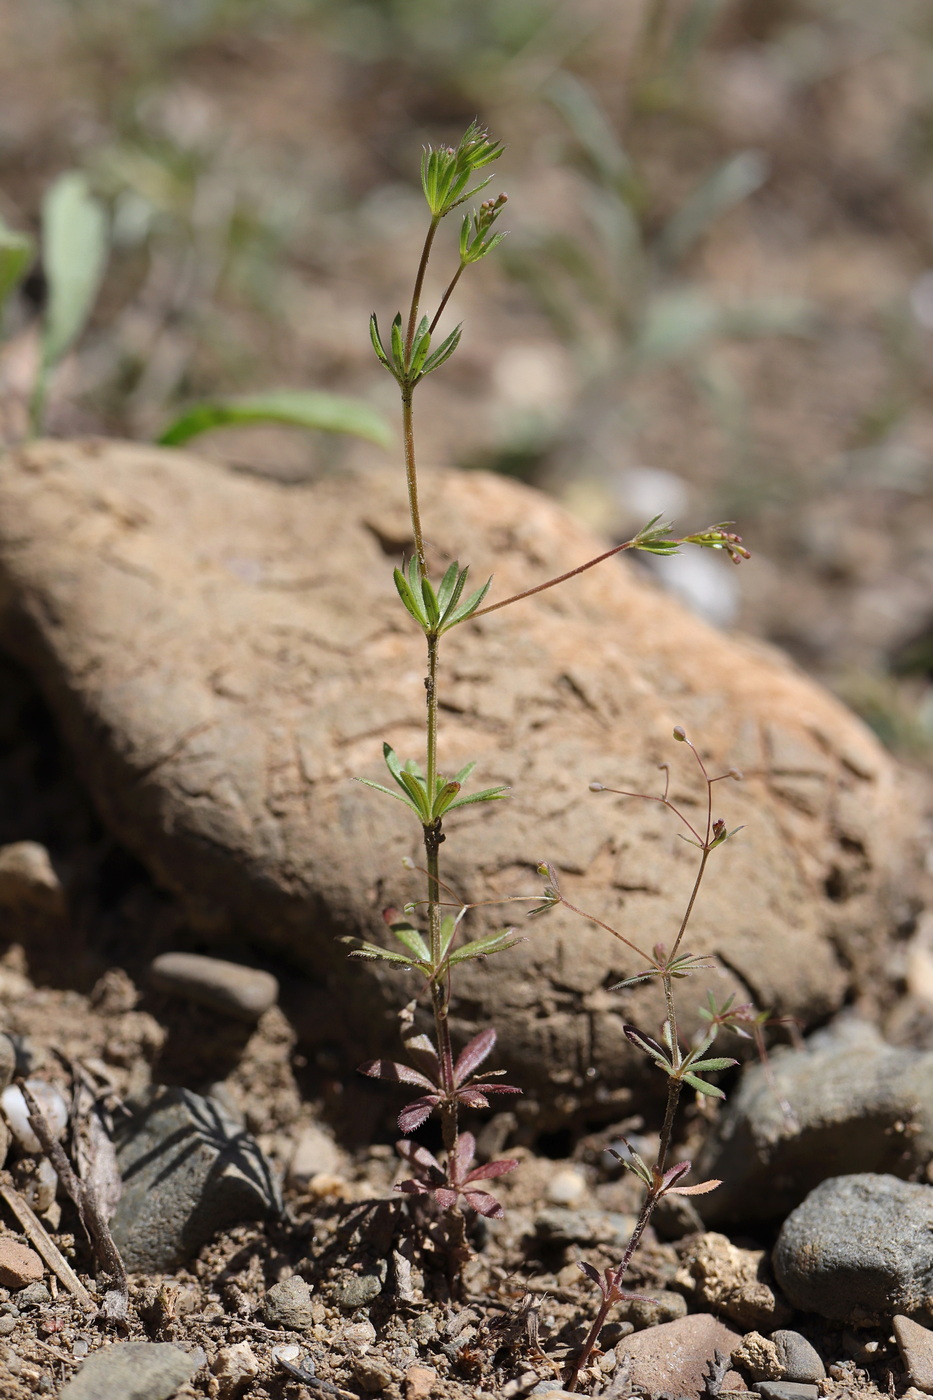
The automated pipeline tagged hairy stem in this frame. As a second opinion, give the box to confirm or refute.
[402,388,426,574]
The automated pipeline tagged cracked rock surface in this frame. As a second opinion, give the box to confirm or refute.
[0,440,921,1111]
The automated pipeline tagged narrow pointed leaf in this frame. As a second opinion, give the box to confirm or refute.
[443,578,493,630]
[409,317,431,375]
[447,928,523,965]
[41,171,108,368]
[393,566,429,627]
[668,1178,723,1196]
[686,1056,737,1073]
[453,1027,496,1084]
[422,323,462,375]
[438,566,469,623]
[444,784,509,810]
[682,1073,727,1098]
[370,312,391,369]
[451,760,477,785]
[390,924,431,961]
[159,389,393,449]
[354,777,422,815]
[390,313,405,373]
[438,915,458,961]
[436,561,461,613]
[358,1060,435,1089]
[420,574,440,627]
[398,1097,438,1133]
[455,1088,490,1109]
[432,781,462,817]
[464,1157,519,1183]
[348,943,423,966]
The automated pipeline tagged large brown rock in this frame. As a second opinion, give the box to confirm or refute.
[0,440,920,1117]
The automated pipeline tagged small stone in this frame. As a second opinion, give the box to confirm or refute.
[16,1281,50,1309]
[0,1035,16,1094]
[617,1290,687,1330]
[0,842,65,917]
[771,1330,825,1382]
[335,1268,385,1310]
[0,1240,43,1289]
[2,1079,69,1154]
[59,1341,205,1400]
[351,1354,394,1392]
[0,1315,16,1335]
[679,1232,791,1330]
[262,1276,314,1331]
[753,1385,819,1400]
[149,952,278,1023]
[110,1085,281,1271]
[534,1207,636,1247]
[546,1168,587,1205]
[652,1191,704,1240]
[895,1315,933,1392]
[774,1174,933,1321]
[618,1312,744,1397]
[212,1341,260,1398]
[287,1123,344,1189]
[732,1331,782,1382]
[405,1365,437,1400]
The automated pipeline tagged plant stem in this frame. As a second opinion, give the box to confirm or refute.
[406,216,440,359]
[423,630,457,1153]
[429,264,465,335]
[471,538,639,618]
[669,846,710,961]
[402,388,426,573]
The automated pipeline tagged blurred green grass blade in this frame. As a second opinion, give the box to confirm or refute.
[547,71,633,190]
[41,171,108,368]
[158,390,392,449]
[0,219,33,315]
[657,150,768,266]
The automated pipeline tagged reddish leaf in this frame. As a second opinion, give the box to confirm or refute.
[463,1189,505,1218]
[463,1157,518,1183]
[358,1059,435,1089]
[452,1027,496,1085]
[401,1032,442,1083]
[396,1139,442,1178]
[668,1177,722,1196]
[398,1096,439,1133]
[450,1131,477,1183]
[395,1178,429,1197]
[455,1087,490,1110]
[470,1081,521,1097]
[432,1187,459,1211]
[578,1260,604,1289]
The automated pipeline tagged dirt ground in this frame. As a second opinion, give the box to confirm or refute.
[0,1,933,1396]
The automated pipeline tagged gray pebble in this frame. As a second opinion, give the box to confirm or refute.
[110,1085,282,1271]
[0,1034,15,1094]
[534,1207,636,1247]
[59,1341,205,1400]
[697,1019,933,1225]
[771,1330,825,1382]
[335,1266,386,1310]
[617,1290,687,1330]
[149,952,278,1023]
[754,1385,819,1400]
[0,1315,15,1335]
[262,1275,314,1331]
[16,1282,50,1309]
[774,1174,933,1321]
[350,1354,394,1392]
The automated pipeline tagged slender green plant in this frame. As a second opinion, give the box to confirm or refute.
[546,729,746,1390]
[354,122,753,1315]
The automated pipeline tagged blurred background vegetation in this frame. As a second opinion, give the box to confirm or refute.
[1,0,932,757]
